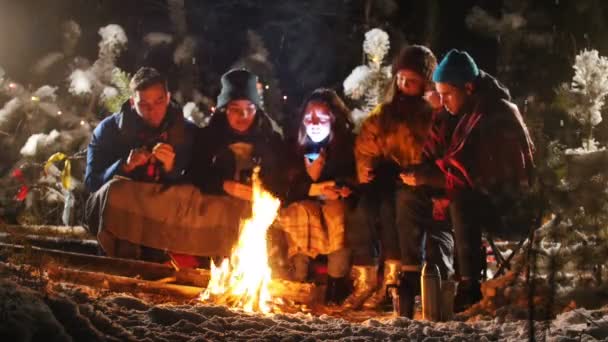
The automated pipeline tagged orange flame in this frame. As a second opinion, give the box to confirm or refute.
[200,166,280,313]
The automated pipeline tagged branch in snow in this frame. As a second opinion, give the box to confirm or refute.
[144,32,174,46]
[173,36,196,65]
[68,69,94,95]
[20,130,61,157]
[556,49,608,128]
[362,28,390,67]
[465,6,526,38]
[343,66,371,100]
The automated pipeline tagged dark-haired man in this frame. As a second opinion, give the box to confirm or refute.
[85,67,196,192]
[84,67,196,260]
[403,50,535,311]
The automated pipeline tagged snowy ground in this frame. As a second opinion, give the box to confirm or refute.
[1,276,607,342]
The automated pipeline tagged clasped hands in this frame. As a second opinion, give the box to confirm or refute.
[123,143,175,173]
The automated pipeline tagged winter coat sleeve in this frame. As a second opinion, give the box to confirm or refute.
[190,127,224,194]
[354,105,384,183]
[84,118,125,193]
[259,132,289,200]
[166,120,197,184]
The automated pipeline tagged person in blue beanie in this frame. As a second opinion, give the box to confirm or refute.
[402,49,535,311]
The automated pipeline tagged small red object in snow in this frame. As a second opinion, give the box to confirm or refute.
[12,168,24,179]
[15,185,29,201]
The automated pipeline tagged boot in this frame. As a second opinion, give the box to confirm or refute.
[454,278,482,313]
[362,259,401,310]
[341,265,378,310]
[325,276,350,306]
[397,270,421,318]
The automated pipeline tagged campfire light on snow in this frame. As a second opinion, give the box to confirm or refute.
[200,166,281,313]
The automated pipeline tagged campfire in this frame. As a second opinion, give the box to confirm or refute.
[200,166,281,313]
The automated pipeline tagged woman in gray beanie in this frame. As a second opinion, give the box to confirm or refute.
[191,68,286,202]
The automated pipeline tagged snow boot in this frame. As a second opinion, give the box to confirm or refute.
[325,276,350,306]
[341,265,378,310]
[362,259,401,310]
[454,278,482,313]
[397,268,421,318]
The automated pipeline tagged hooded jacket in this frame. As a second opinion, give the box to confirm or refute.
[85,101,196,192]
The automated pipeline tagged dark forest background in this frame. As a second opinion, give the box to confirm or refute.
[2,0,608,110]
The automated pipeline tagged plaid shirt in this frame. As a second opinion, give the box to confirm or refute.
[278,199,346,258]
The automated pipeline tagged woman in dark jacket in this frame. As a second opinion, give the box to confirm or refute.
[191,69,285,201]
[279,88,355,305]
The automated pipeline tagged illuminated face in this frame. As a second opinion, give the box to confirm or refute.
[303,102,332,143]
[226,99,257,133]
[131,83,170,128]
[396,69,426,96]
[435,82,470,115]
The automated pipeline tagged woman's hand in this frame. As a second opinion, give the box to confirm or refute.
[320,186,341,200]
[223,180,253,201]
[400,172,422,186]
[358,166,375,184]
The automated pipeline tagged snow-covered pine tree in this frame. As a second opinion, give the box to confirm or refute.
[534,49,608,296]
[343,28,392,131]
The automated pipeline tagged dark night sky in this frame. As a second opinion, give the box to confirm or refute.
[1,0,606,105]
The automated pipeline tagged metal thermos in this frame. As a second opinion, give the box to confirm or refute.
[421,263,441,321]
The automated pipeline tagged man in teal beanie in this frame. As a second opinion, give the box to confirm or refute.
[402,49,535,311]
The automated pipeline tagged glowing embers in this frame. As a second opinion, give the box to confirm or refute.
[200,166,281,313]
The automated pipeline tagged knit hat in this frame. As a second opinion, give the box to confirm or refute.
[432,49,480,85]
[216,69,262,109]
[392,45,438,82]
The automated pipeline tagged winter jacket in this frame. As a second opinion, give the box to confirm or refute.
[354,95,434,183]
[284,134,356,204]
[85,101,197,193]
[433,71,535,197]
[190,110,287,199]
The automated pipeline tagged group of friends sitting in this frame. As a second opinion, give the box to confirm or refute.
[83,45,535,317]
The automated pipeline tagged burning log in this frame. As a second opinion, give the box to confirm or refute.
[268,279,316,305]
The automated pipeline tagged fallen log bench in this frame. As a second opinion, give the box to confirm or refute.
[0,224,91,238]
[0,242,317,304]
[0,232,99,255]
[47,265,206,298]
[47,265,317,305]
[0,242,210,287]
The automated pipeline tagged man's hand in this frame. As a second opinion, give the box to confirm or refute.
[338,186,352,198]
[400,172,422,186]
[424,90,442,111]
[223,180,253,201]
[358,166,375,184]
[309,180,335,197]
[123,148,151,173]
[304,149,326,181]
[152,143,176,172]
[320,185,342,200]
